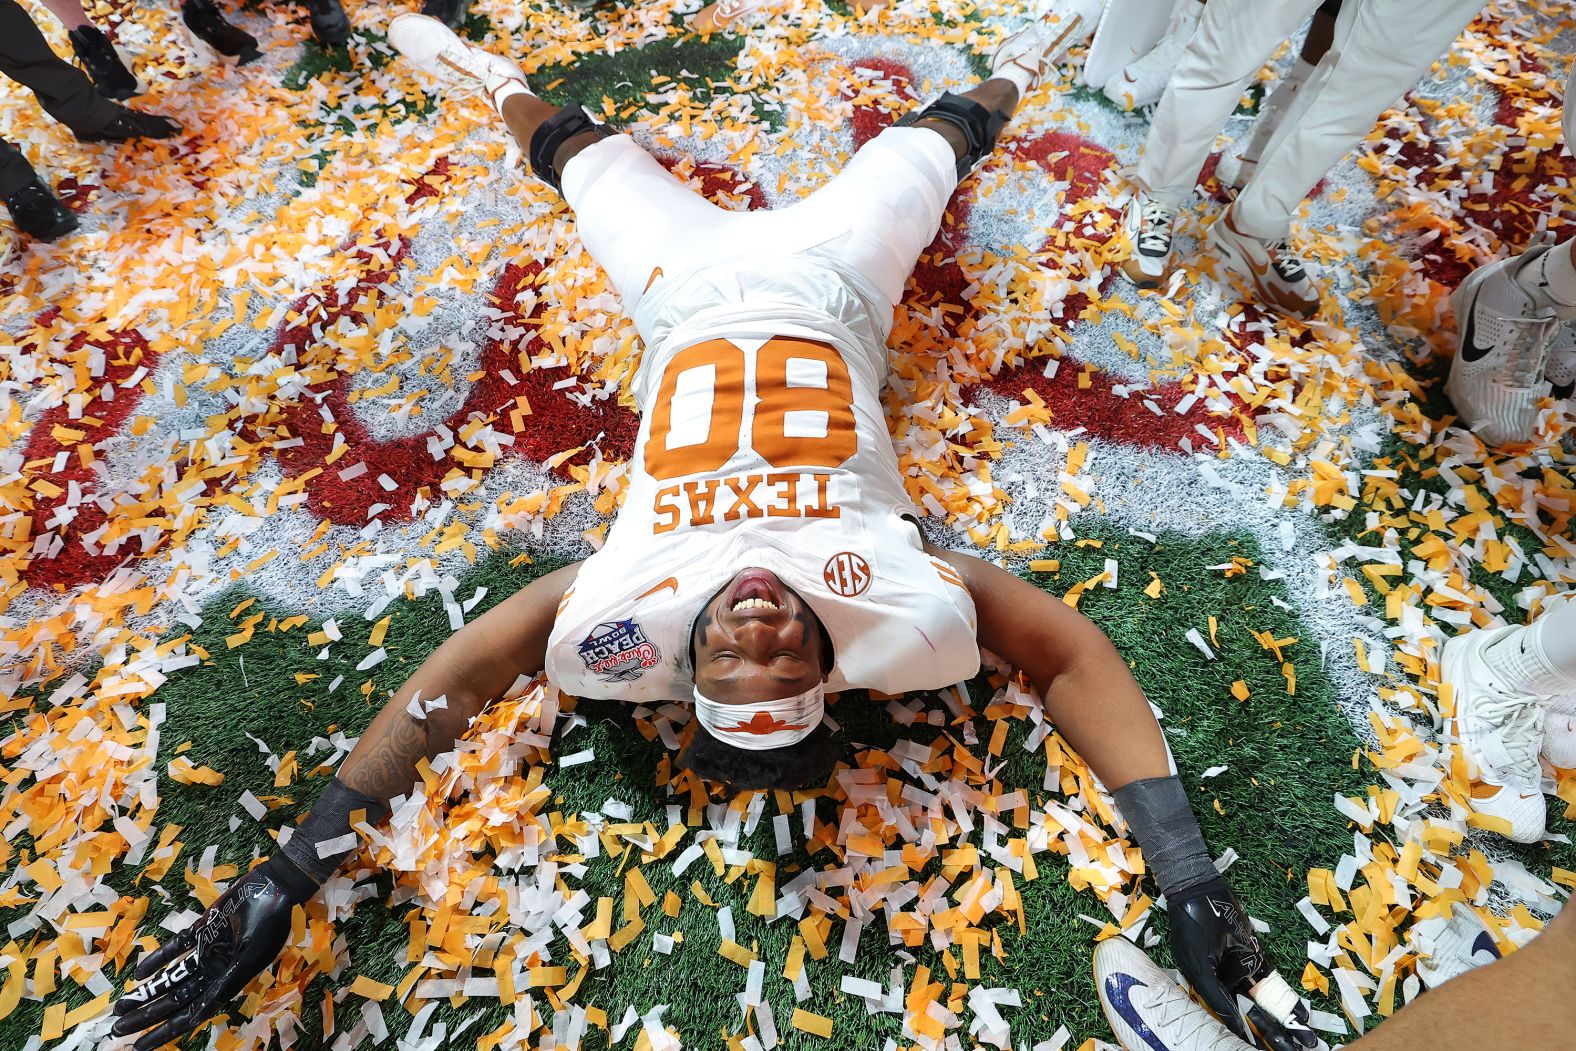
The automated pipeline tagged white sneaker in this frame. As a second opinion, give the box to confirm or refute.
[1443,626,1551,843]
[991,2,1097,96]
[1411,903,1503,989]
[1544,695,1576,769]
[387,13,529,114]
[1095,938,1252,1051]
[688,0,769,33]
[1101,0,1202,110]
[1205,205,1319,318]
[1547,322,1576,400]
[1446,243,1559,445]
[1119,188,1174,288]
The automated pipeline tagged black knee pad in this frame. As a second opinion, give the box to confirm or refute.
[895,92,1010,180]
[527,104,614,196]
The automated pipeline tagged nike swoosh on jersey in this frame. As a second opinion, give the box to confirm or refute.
[636,577,680,600]
[1104,975,1174,1051]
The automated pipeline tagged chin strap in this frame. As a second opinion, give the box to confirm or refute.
[894,92,1010,181]
[527,104,615,196]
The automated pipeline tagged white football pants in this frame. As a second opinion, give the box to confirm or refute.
[1135,0,1483,241]
[559,127,957,331]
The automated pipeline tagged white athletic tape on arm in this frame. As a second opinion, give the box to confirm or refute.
[692,683,824,751]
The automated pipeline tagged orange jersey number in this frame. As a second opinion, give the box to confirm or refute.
[644,336,857,481]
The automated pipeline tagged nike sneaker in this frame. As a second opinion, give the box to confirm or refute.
[1446,242,1558,445]
[1095,938,1253,1051]
[1042,0,1106,66]
[1547,323,1575,400]
[688,0,769,34]
[1101,0,1201,110]
[387,13,530,114]
[1205,205,1319,318]
[1411,903,1502,989]
[990,6,1092,98]
[1443,626,1551,844]
[1119,188,1174,288]
[1544,695,1576,769]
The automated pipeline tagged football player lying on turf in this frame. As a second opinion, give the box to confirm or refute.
[110,18,1315,1051]
[1094,902,1574,1051]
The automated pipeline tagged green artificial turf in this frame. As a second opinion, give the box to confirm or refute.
[3,518,1380,1051]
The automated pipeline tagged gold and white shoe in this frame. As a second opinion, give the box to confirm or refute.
[387,13,529,114]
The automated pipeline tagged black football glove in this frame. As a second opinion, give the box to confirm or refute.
[112,856,313,1051]
[1167,877,1319,1051]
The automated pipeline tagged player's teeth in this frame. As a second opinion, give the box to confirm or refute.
[732,597,777,611]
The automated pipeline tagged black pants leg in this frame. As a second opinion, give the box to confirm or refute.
[0,0,115,136]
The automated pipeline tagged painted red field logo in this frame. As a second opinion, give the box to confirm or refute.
[823,552,872,597]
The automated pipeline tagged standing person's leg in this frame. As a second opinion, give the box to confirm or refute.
[1226,0,1482,243]
[1217,0,1342,190]
[1134,0,1319,208]
[0,0,116,131]
[1118,0,1317,287]
[0,0,178,140]
[44,0,142,101]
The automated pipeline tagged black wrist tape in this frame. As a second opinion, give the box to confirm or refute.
[279,778,390,885]
[1112,775,1220,899]
[260,853,321,906]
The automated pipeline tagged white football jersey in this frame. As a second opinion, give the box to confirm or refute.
[545,255,980,703]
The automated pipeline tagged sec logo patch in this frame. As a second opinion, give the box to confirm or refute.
[823,552,871,597]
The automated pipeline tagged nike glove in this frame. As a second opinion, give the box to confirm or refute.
[111,855,315,1051]
[1167,877,1319,1051]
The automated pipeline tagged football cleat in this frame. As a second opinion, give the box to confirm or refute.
[1546,323,1575,400]
[1443,626,1551,844]
[1119,188,1174,288]
[1446,242,1559,445]
[1543,695,1576,769]
[1411,902,1502,989]
[1095,937,1253,1051]
[387,13,530,114]
[1205,205,1319,318]
[1101,0,1201,110]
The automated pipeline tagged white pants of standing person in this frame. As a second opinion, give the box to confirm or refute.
[1135,0,1483,239]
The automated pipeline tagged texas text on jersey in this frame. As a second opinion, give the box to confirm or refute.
[546,256,979,703]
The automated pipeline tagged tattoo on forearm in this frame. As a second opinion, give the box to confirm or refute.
[340,714,431,802]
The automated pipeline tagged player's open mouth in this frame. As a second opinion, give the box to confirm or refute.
[727,569,785,615]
